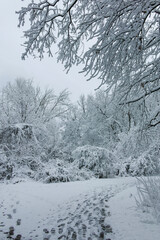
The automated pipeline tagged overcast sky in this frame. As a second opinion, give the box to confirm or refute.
[0,1,99,102]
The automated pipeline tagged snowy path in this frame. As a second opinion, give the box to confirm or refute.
[0,178,159,240]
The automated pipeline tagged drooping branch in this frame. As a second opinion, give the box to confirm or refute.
[17,0,160,106]
[119,86,160,105]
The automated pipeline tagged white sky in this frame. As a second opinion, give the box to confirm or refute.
[0,1,99,102]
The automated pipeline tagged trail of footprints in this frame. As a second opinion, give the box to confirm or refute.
[42,190,114,240]
[0,190,114,240]
[0,199,22,240]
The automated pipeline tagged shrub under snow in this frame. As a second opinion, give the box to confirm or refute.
[136,177,160,223]
[117,144,160,177]
[35,159,94,183]
[72,145,117,178]
[0,152,14,180]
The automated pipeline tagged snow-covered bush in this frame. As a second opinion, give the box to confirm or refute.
[130,154,160,177]
[136,177,160,223]
[0,154,43,181]
[35,159,93,183]
[117,144,160,177]
[116,128,144,159]
[115,157,132,177]
[0,125,94,182]
[0,124,37,147]
[35,160,70,183]
[0,152,14,180]
[0,124,45,180]
[72,145,117,178]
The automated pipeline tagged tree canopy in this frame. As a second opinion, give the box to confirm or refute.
[17,0,160,126]
[0,78,70,127]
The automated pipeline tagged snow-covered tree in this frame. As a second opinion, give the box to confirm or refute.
[61,90,123,150]
[0,79,71,180]
[17,0,160,112]
[0,78,70,127]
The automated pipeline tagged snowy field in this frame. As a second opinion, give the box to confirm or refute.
[0,177,160,240]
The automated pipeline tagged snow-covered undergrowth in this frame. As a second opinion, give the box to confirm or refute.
[116,143,160,177]
[136,177,160,223]
[1,142,160,183]
[0,157,93,184]
[72,145,117,178]
[35,159,94,183]
[0,125,93,183]
[0,124,159,183]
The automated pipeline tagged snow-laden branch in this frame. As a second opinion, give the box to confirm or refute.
[119,86,160,105]
[17,0,160,105]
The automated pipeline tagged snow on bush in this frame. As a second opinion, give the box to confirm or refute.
[136,177,160,223]
[0,125,90,182]
[35,159,94,183]
[116,157,132,177]
[0,151,14,180]
[0,124,48,181]
[117,144,160,177]
[72,145,117,178]
[0,153,43,181]
[0,124,38,147]
[115,128,141,159]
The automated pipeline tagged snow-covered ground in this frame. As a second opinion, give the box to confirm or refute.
[109,184,160,240]
[0,177,159,240]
